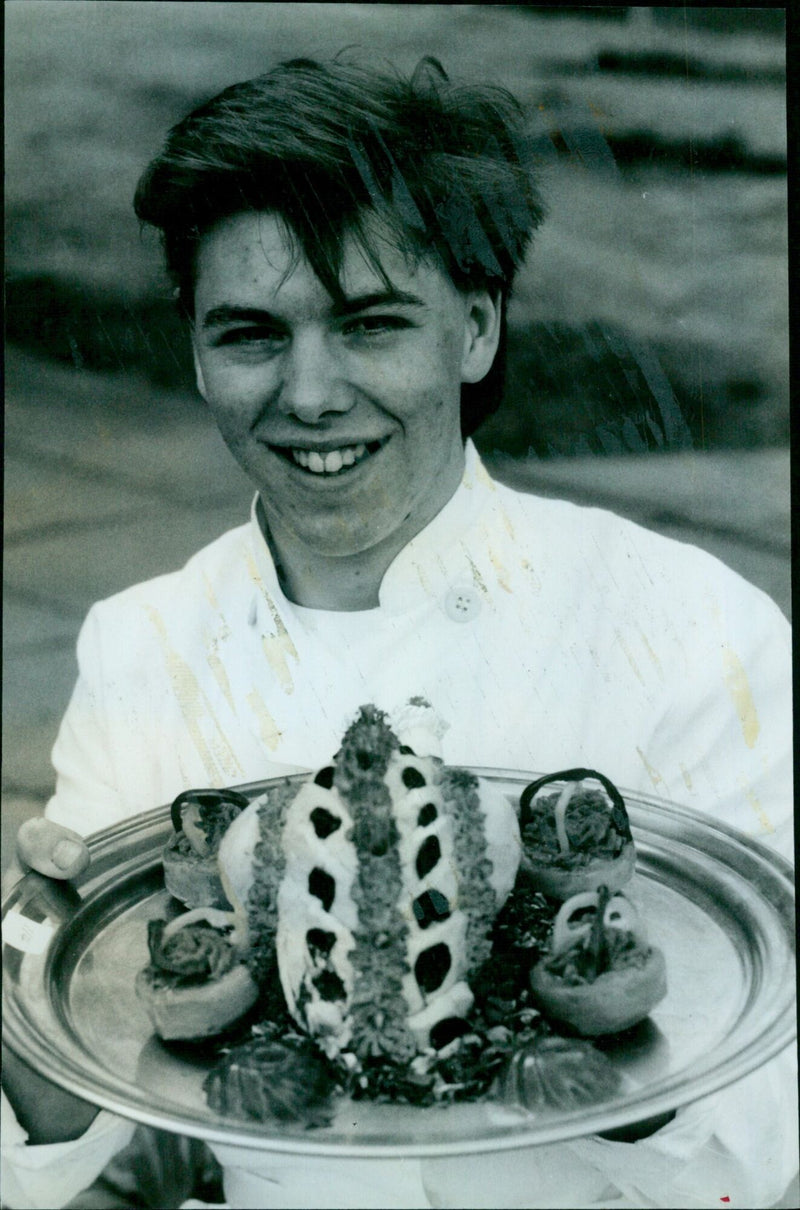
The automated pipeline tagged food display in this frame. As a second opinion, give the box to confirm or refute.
[219,703,520,1061]
[136,703,666,1125]
[518,769,636,900]
[530,888,667,1036]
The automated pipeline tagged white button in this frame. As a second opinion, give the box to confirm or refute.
[444,587,481,623]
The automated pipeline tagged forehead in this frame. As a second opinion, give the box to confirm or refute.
[193,210,457,307]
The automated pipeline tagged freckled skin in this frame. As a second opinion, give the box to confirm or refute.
[191,212,500,609]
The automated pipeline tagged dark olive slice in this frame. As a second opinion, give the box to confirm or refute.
[308,867,336,913]
[415,835,441,879]
[417,803,438,827]
[306,928,337,960]
[310,807,341,838]
[415,943,452,994]
[412,889,451,929]
[430,1017,471,1049]
[313,969,346,1002]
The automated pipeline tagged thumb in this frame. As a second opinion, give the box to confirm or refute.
[16,817,90,882]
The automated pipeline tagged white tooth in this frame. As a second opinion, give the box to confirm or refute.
[324,451,343,474]
[341,448,356,466]
[354,443,366,460]
[308,451,325,473]
[294,449,309,467]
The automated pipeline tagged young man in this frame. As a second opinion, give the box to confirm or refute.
[3,59,795,1209]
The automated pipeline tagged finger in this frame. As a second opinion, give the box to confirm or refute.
[17,817,91,881]
[1,855,27,899]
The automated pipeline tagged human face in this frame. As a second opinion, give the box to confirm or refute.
[192,212,500,585]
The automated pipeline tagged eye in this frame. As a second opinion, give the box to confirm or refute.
[215,326,286,348]
[343,315,412,339]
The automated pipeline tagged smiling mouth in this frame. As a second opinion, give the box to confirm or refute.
[272,439,388,476]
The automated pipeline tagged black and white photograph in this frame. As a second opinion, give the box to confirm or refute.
[2,4,796,1208]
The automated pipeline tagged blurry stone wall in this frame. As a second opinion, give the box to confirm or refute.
[5,3,789,458]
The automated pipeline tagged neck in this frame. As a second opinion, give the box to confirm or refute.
[265,530,394,611]
[258,453,466,611]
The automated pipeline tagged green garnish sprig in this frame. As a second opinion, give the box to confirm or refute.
[246,781,297,987]
[335,706,416,1065]
[441,768,498,974]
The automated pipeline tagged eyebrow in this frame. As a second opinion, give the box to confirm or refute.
[200,305,279,331]
[200,289,426,331]
[332,289,426,316]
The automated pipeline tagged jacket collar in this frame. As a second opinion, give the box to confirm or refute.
[377,439,499,614]
[247,439,498,617]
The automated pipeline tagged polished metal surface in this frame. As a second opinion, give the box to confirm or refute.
[2,772,795,1157]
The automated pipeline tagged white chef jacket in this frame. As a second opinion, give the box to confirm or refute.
[2,442,795,1209]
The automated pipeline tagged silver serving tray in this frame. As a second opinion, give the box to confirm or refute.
[2,770,796,1157]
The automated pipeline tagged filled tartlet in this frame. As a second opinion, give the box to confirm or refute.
[518,769,636,900]
[162,788,250,909]
[530,887,667,1036]
[134,911,259,1040]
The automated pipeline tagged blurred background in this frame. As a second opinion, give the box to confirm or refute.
[3,5,790,853]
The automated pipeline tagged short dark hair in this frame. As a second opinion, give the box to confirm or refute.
[134,57,545,435]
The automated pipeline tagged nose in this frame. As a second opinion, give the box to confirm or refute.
[277,330,351,424]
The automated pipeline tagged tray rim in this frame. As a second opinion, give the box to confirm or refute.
[3,769,796,1157]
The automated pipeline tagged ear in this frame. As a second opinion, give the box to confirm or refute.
[460,289,502,384]
[191,337,209,403]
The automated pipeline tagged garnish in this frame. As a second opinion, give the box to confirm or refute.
[245,781,297,988]
[146,919,238,985]
[204,1027,340,1127]
[335,706,416,1065]
[543,887,644,982]
[441,769,497,973]
[495,1035,622,1112]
